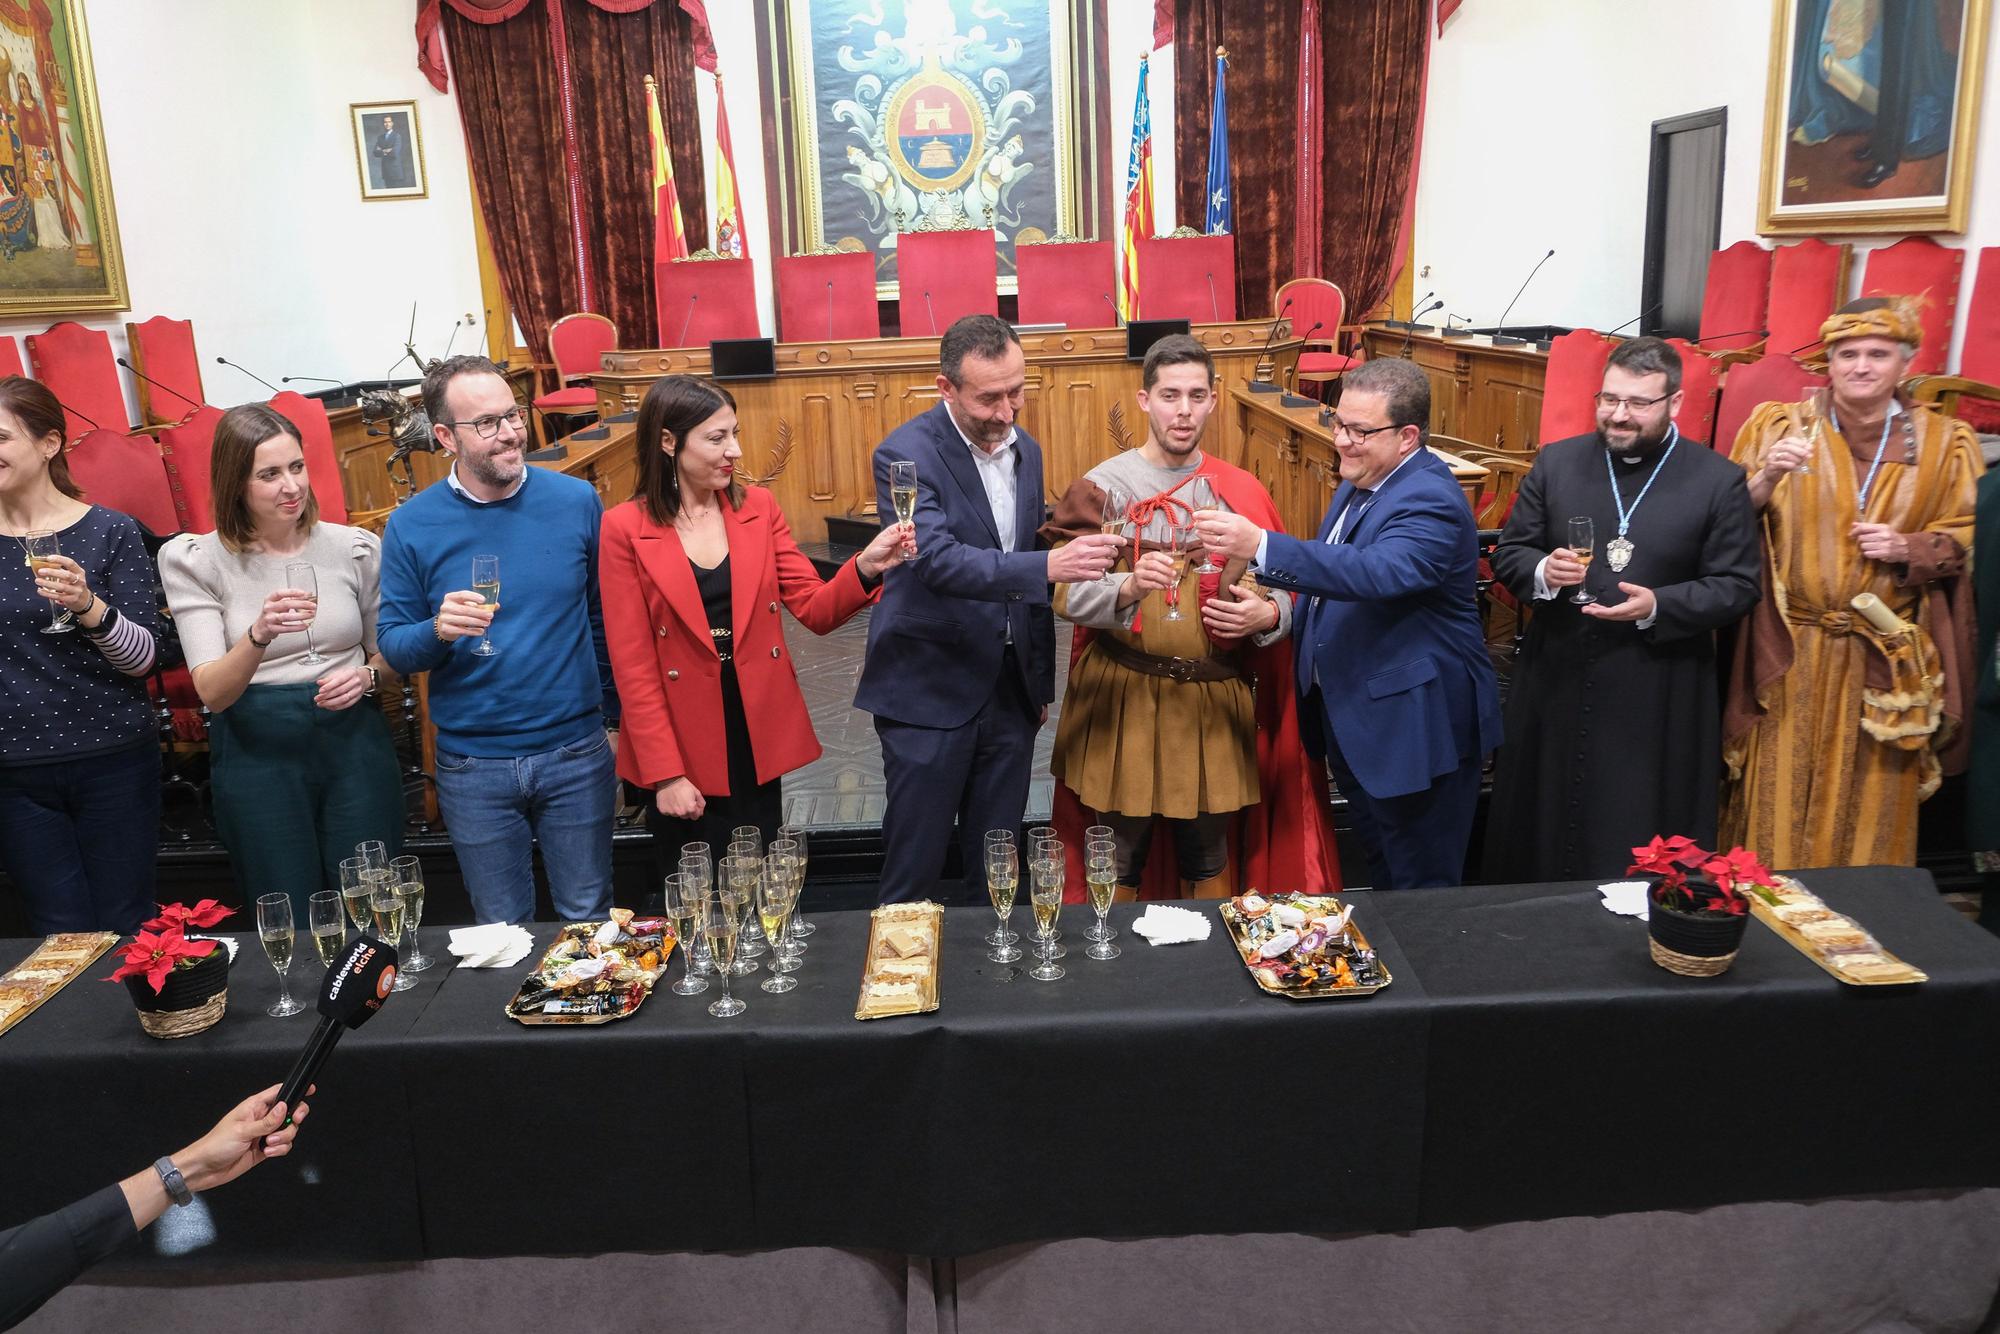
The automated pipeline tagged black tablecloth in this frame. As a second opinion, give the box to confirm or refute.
[2,867,1995,1263]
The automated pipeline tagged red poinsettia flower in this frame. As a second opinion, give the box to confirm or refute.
[151,899,235,932]
[1702,847,1776,898]
[104,925,220,994]
[1630,834,1709,896]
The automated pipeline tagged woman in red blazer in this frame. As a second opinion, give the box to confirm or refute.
[601,375,914,878]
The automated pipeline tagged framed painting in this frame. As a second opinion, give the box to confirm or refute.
[0,0,126,317]
[1758,0,1990,234]
[351,100,428,202]
[756,0,1110,297]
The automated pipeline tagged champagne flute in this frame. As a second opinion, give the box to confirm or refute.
[284,561,324,665]
[23,530,72,633]
[390,854,431,972]
[471,554,500,657]
[1082,825,1115,942]
[1084,844,1121,960]
[986,840,1022,963]
[703,892,746,1018]
[1100,483,1131,539]
[338,856,373,931]
[889,460,918,529]
[1028,846,1067,982]
[730,828,767,956]
[308,890,346,969]
[662,872,709,996]
[355,840,388,874]
[256,893,305,1017]
[720,857,761,976]
[679,849,714,974]
[1791,399,1818,476]
[1566,516,1596,606]
[371,887,417,992]
[1032,836,1067,957]
[765,840,805,969]
[1163,522,1193,621]
[778,822,816,938]
[1188,477,1221,573]
[758,852,800,993]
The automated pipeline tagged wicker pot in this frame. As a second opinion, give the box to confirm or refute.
[1647,882,1750,977]
[123,943,230,1038]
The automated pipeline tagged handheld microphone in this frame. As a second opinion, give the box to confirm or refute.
[115,357,202,412]
[1692,326,1768,347]
[273,934,399,1128]
[1490,248,1556,347]
[1204,271,1219,323]
[1249,296,1295,394]
[923,290,938,336]
[825,281,835,342]
[1100,292,1122,327]
[675,293,699,347]
[216,355,281,394]
[1604,303,1662,338]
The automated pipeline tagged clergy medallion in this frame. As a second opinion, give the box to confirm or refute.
[1607,536,1635,572]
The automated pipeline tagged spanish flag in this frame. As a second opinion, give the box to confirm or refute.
[1119,54,1155,321]
[646,73,688,264]
[712,73,743,258]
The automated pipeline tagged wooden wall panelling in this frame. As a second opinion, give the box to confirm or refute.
[1360,326,1548,454]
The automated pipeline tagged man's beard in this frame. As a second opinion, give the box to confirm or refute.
[1152,418,1206,458]
[465,448,522,488]
[1601,418,1671,455]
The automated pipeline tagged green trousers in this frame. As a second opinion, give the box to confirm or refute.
[209,683,404,916]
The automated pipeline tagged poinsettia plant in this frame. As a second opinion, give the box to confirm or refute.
[1629,837,1778,917]
[105,900,235,994]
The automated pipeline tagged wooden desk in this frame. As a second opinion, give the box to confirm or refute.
[1359,325,1548,454]
[587,323,1298,542]
[1230,386,1488,538]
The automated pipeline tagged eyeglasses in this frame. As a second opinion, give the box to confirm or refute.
[1332,419,1401,442]
[1593,392,1671,413]
[443,406,527,438]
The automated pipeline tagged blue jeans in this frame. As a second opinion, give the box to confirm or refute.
[0,740,160,934]
[433,731,615,923]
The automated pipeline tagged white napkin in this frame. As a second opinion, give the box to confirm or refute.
[447,923,537,968]
[1598,881,1650,921]
[1132,904,1213,946]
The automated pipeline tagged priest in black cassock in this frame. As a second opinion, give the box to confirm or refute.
[1483,337,1760,883]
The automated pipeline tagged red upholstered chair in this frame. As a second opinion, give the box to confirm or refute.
[1697,241,1771,352]
[530,312,617,445]
[157,405,224,534]
[1135,233,1238,323]
[1275,277,1362,396]
[896,228,999,336]
[26,321,130,438]
[1536,329,1614,446]
[1665,339,1722,446]
[1765,239,1851,360]
[268,390,348,524]
[124,316,205,426]
[1860,236,1964,375]
[775,250,880,342]
[1713,354,1827,457]
[0,335,24,379]
[1015,240,1117,329]
[1908,244,2000,433]
[65,429,180,537]
[654,257,760,346]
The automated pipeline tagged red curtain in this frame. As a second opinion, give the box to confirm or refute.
[1174,0,1426,321]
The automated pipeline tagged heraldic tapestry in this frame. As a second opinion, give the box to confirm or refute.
[760,0,1109,296]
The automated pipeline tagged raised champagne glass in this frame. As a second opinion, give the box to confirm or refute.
[1084,844,1121,960]
[889,460,918,528]
[1792,398,1818,476]
[390,854,431,972]
[471,554,500,657]
[23,530,72,633]
[256,893,304,1018]
[1567,516,1596,605]
[1100,483,1131,539]
[308,890,346,970]
[986,840,1022,963]
[703,892,746,1018]
[661,872,708,996]
[1163,521,1194,621]
[1189,477,1221,573]
[778,822,816,938]
[284,561,325,665]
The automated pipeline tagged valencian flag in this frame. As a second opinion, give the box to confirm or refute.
[1204,48,1231,235]
[646,73,689,264]
[1119,54,1155,321]
[712,73,744,258]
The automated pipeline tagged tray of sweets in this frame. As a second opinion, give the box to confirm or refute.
[1217,893,1392,999]
[856,901,942,1020]
[506,910,676,1024]
[0,932,118,1038]
[1746,876,1926,986]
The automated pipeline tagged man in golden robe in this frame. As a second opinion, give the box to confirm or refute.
[1722,297,1983,866]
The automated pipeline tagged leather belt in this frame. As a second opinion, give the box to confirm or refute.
[1091,635,1242,684]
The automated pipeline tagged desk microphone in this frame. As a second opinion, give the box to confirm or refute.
[216,356,281,394]
[1248,296,1295,394]
[440,316,463,361]
[1440,312,1475,340]
[825,281,835,342]
[1397,300,1443,357]
[923,290,938,336]
[50,395,100,431]
[1101,292,1122,327]
[1691,326,1768,347]
[1489,248,1555,347]
[1603,303,1661,338]
[1387,289,1435,332]
[273,934,398,1129]
[115,357,202,412]
[1205,271,1219,323]
[280,374,345,387]
[675,293,699,348]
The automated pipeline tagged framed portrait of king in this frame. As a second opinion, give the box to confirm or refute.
[0,0,126,317]
[1758,0,1990,233]
[756,0,1111,297]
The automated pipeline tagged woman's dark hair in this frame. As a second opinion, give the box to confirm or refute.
[633,375,741,525]
[0,376,80,500]
[211,403,316,552]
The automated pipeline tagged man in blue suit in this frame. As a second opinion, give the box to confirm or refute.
[1194,357,1501,890]
[857,316,1123,903]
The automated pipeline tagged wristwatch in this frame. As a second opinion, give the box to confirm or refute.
[153,1156,194,1206]
[364,666,381,695]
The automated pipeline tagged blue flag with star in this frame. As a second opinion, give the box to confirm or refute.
[1204,49,1231,235]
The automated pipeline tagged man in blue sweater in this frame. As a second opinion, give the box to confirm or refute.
[377,355,619,923]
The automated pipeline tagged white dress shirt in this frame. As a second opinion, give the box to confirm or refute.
[948,411,1020,552]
